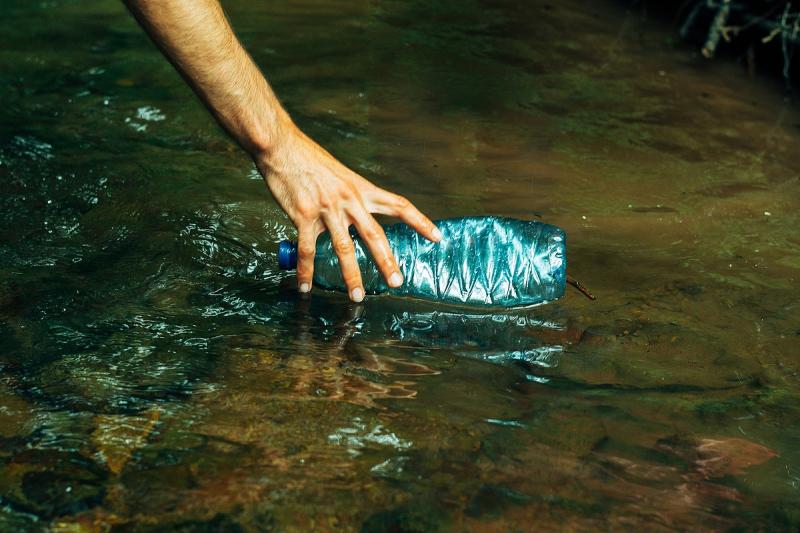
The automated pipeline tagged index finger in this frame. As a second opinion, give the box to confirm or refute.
[368,189,442,243]
[349,206,403,288]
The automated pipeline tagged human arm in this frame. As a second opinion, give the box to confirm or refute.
[123,0,442,301]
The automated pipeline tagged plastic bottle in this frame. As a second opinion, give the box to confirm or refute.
[277,216,566,307]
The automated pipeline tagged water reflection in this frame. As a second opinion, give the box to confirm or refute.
[384,308,568,383]
[220,294,437,408]
[217,287,573,407]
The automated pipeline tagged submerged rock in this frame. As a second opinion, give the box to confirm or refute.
[91,408,161,475]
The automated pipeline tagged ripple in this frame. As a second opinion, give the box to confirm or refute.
[328,417,412,457]
[135,106,165,122]
[7,135,54,161]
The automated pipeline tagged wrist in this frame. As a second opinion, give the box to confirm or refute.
[248,111,294,156]
[249,113,301,170]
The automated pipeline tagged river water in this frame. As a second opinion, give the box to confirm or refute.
[1,0,799,530]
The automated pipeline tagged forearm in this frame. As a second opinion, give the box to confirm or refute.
[123,0,293,158]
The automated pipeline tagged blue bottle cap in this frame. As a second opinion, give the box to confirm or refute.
[277,240,297,270]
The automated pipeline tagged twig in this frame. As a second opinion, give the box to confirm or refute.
[763,25,784,43]
[680,0,707,39]
[703,0,732,58]
[567,275,596,301]
[781,3,797,81]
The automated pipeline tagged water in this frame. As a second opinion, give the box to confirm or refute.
[1,0,799,530]
[281,217,567,306]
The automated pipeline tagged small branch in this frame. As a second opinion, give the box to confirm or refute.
[781,3,796,81]
[703,0,732,58]
[680,0,707,39]
[762,25,784,43]
[567,275,596,301]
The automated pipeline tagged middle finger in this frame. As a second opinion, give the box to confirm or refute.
[322,212,365,302]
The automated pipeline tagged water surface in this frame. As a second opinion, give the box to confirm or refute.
[1,0,799,530]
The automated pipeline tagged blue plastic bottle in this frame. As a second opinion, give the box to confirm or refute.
[278,216,567,307]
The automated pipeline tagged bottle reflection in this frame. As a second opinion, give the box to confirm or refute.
[233,286,572,407]
[382,308,569,384]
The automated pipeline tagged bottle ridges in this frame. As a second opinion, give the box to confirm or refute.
[307,216,566,307]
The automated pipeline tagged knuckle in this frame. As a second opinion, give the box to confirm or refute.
[361,227,380,241]
[332,234,355,253]
[338,185,355,202]
[394,195,410,209]
[378,257,396,272]
[295,200,317,218]
[343,272,361,286]
[298,242,316,257]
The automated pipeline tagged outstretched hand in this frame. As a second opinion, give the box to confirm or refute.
[122,0,438,301]
[257,127,442,302]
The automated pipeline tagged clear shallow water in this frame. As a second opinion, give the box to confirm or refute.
[1,0,799,530]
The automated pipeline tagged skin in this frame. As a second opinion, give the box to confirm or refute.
[124,0,442,302]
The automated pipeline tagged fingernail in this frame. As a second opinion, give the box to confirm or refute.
[299,283,310,293]
[432,227,443,241]
[389,272,403,288]
[350,287,364,302]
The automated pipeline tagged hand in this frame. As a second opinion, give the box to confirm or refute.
[256,126,442,302]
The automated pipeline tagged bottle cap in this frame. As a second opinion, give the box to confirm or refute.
[277,240,297,270]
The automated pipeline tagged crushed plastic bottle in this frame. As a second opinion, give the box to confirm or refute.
[278,216,566,307]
